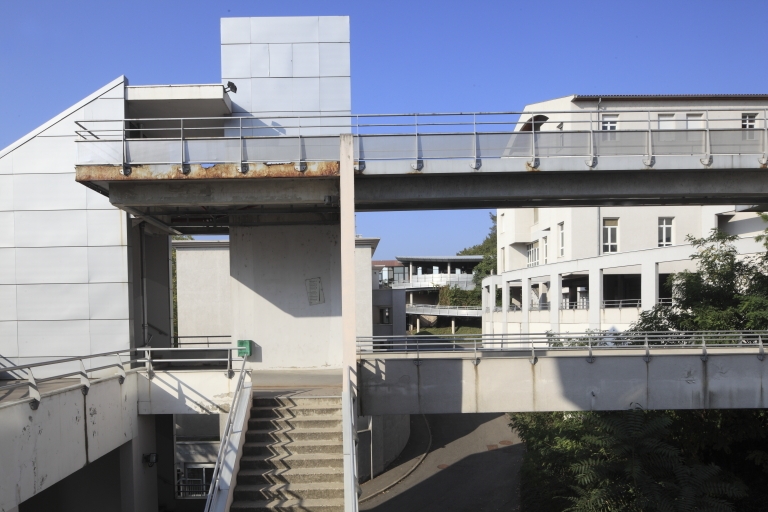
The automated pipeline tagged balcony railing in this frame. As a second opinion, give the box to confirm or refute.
[602,299,642,308]
[530,301,550,311]
[392,273,475,289]
[561,300,590,310]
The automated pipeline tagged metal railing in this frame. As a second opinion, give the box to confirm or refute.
[657,298,675,305]
[173,335,232,348]
[602,299,642,308]
[356,331,768,360]
[530,301,550,311]
[0,346,242,408]
[342,365,361,511]
[561,300,590,310]
[74,108,768,168]
[177,480,208,498]
[204,357,249,512]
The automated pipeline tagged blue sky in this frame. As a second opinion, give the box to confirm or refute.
[2,0,766,258]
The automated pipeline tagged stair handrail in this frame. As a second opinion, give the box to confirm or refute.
[342,365,361,511]
[204,357,249,512]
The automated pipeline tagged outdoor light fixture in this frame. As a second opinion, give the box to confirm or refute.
[224,81,237,94]
[143,453,158,467]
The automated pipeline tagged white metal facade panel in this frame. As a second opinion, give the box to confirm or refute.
[319,43,350,77]
[0,175,11,210]
[320,77,352,112]
[249,44,270,77]
[89,319,130,353]
[17,320,91,357]
[11,136,76,174]
[0,249,14,284]
[85,188,113,210]
[15,247,89,284]
[0,212,14,247]
[269,44,293,77]
[251,16,320,44]
[227,79,251,113]
[16,284,90,321]
[0,320,17,358]
[88,283,129,320]
[87,246,128,283]
[292,43,320,77]
[251,78,294,112]
[293,78,321,112]
[221,17,252,44]
[83,97,124,121]
[13,173,86,210]
[87,209,126,246]
[318,16,350,42]
[0,154,11,174]
[221,44,251,79]
[14,210,88,247]
[0,286,16,321]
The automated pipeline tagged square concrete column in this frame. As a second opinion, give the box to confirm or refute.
[501,280,509,334]
[522,277,531,334]
[340,134,356,389]
[588,268,603,330]
[549,273,561,333]
[641,262,659,310]
[488,281,497,334]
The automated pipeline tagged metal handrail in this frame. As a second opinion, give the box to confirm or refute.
[342,365,360,511]
[406,304,482,310]
[602,299,642,308]
[204,357,249,512]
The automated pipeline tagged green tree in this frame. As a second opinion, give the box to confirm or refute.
[458,212,497,286]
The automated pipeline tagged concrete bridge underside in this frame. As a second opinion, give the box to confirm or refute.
[358,348,768,416]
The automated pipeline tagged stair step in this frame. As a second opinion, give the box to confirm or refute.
[249,417,342,430]
[233,482,344,501]
[230,498,344,511]
[250,406,341,419]
[253,396,341,408]
[246,428,343,443]
[240,453,344,470]
[237,468,344,485]
[243,440,343,456]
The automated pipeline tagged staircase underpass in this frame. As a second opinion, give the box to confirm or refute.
[232,391,345,511]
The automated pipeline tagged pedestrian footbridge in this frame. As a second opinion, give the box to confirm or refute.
[356,331,768,415]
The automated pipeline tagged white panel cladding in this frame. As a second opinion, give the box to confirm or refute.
[15,247,89,284]
[88,283,129,320]
[251,16,320,44]
[0,249,14,284]
[85,187,113,209]
[319,43,350,77]
[28,108,85,138]
[292,43,320,77]
[14,210,87,247]
[0,154,11,174]
[0,212,14,247]
[88,246,128,283]
[293,78,321,112]
[87,209,126,246]
[83,97,124,121]
[251,78,293,112]
[318,16,350,42]
[249,44,270,77]
[16,284,90,321]
[89,319,129,353]
[0,320,18,358]
[227,79,251,113]
[221,17,252,44]
[221,44,251,79]
[0,286,16,320]
[17,320,90,357]
[269,44,293,77]
[12,173,86,210]
[0,175,11,210]
[320,77,352,112]
[11,136,76,174]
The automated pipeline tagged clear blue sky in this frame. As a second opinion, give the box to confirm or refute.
[2,0,766,258]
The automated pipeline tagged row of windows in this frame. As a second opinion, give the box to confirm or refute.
[600,113,758,131]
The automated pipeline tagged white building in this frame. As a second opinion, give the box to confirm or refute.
[484,94,768,334]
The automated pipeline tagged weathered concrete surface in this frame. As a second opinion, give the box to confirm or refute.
[359,347,768,415]
[0,373,138,512]
[136,370,246,415]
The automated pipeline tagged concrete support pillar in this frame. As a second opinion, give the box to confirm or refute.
[120,415,158,512]
[340,134,356,391]
[589,268,603,330]
[447,262,451,275]
[501,280,509,334]
[409,292,413,305]
[549,273,561,333]
[522,277,531,334]
[416,317,420,333]
[451,318,456,334]
[489,281,497,335]
[641,262,659,311]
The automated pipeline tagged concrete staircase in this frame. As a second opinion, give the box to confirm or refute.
[231,392,345,511]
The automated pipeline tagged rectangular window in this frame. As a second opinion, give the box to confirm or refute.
[602,218,618,253]
[601,114,619,142]
[500,247,505,273]
[542,237,548,264]
[527,241,539,267]
[658,217,673,247]
[533,207,539,224]
[742,113,758,141]
[558,223,564,257]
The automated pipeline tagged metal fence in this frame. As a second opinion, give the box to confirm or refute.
[602,299,642,308]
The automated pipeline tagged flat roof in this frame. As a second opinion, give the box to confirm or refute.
[573,94,768,102]
[126,84,232,118]
[395,255,484,263]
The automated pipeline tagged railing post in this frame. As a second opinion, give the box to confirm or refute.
[470,113,481,170]
[643,110,654,167]
[411,114,422,171]
[116,353,126,384]
[226,349,233,379]
[180,118,184,165]
[27,368,41,410]
[760,108,768,166]
[701,110,713,166]
[79,359,91,395]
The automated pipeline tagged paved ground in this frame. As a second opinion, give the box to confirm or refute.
[361,413,523,512]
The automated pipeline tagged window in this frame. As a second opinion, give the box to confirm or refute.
[658,217,673,247]
[500,247,505,273]
[602,218,618,253]
[533,208,539,224]
[601,114,619,141]
[542,237,548,264]
[527,241,539,267]
[742,113,758,141]
[558,223,565,257]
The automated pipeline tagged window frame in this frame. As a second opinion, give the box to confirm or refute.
[602,218,619,254]
[558,222,564,257]
[527,241,539,267]
[658,217,673,247]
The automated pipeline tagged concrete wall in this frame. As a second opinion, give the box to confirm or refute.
[175,241,231,338]
[357,413,410,481]
[0,77,130,375]
[229,224,342,369]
